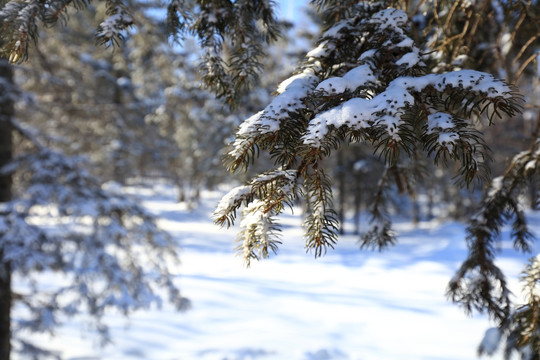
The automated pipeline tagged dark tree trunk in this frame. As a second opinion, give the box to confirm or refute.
[336,151,346,235]
[353,179,361,235]
[0,58,14,360]
[427,186,434,220]
[176,175,186,203]
[529,114,540,210]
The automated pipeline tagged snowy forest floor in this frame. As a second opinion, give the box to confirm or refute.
[20,181,540,360]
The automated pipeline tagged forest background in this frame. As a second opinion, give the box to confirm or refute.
[0,0,539,359]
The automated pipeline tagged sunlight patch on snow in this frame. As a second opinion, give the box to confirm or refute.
[18,183,539,360]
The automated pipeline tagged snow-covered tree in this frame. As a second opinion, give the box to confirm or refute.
[0,66,190,359]
[214,1,522,257]
[144,70,238,206]
[211,1,538,358]
[0,2,192,359]
[13,4,168,183]
[0,0,286,105]
[2,143,190,358]
[1,0,539,358]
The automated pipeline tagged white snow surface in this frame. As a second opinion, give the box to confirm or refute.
[478,327,502,356]
[230,68,319,151]
[17,182,540,360]
[427,113,454,133]
[395,47,421,68]
[370,8,408,34]
[316,65,376,93]
[307,40,335,59]
[303,70,513,147]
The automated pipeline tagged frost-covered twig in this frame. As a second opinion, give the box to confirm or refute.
[213,169,297,264]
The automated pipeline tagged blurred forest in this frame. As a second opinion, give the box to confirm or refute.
[11,4,279,204]
[8,1,539,222]
[0,0,539,358]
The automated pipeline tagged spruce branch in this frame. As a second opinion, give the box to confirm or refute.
[0,0,40,62]
[0,0,94,62]
[190,0,285,104]
[478,255,540,359]
[236,199,282,266]
[96,1,135,47]
[42,0,91,26]
[508,255,540,356]
[213,170,298,264]
[221,2,524,260]
[359,165,398,251]
[448,231,512,321]
[0,0,286,104]
[302,164,338,257]
[166,0,193,44]
[449,137,540,324]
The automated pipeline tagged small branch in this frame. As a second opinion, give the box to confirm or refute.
[510,0,531,45]
[9,118,45,151]
[443,1,460,32]
[514,51,539,83]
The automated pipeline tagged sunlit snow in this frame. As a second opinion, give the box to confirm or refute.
[17,182,540,360]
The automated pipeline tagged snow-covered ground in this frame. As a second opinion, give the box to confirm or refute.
[21,182,540,360]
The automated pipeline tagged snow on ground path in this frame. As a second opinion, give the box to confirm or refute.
[23,182,540,360]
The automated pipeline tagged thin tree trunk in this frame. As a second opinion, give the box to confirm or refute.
[337,151,345,235]
[0,58,14,360]
[353,180,361,235]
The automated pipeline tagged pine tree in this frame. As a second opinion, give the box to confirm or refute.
[1,0,539,358]
[0,2,192,358]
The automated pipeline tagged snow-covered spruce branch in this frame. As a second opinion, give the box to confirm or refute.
[0,0,91,62]
[478,254,540,359]
[0,149,189,353]
[302,165,339,257]
[504,255,540,358]
[228,7,521,182]
[0,0,40,62]
[0,0,133,59]
[222,4,522,261]
[96,1,134,47]
[226,66,320,171]
[422,112,491,187]
[448,138,540,324]
[359,165,398,251]
[213,169,297,225]
[226,4,394,171]
[236,200,282,267]
[304,70,518,166]
[213,170,297,264]
[189,0,284,104]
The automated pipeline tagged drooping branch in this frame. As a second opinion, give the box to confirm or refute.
[449,136,540,324]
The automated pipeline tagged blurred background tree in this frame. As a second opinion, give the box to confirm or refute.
[0,0,539,359]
